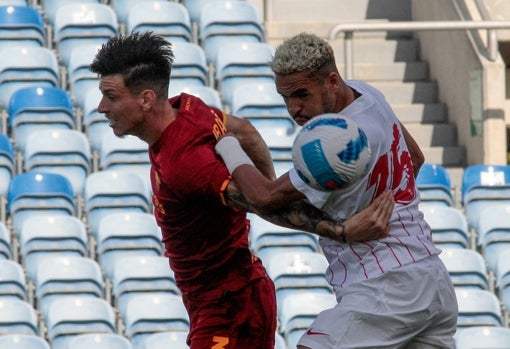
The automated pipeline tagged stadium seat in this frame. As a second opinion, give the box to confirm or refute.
[461,164,510,231]
[142,331,189,349]
[170,41,209,88]
[231,81,288,119]
[53,3,118,66]
[20,215,88,281]
[249,117,297,159]
[8,171,76,238]
[122,293,189,349]
[0,334,50,349]
[455,288,504,329]
[112,255,179,315]
[495,252,510,314]
[267,251,332,309]
[0,0,28,6]
[67,333,133,349]
[127,1,192,43]
[455,326,510,349]
[96,212,164,280]
[8,86,75,152]
[278,292,337,349]
[420,205,470,249]
[215,42,275,105]
[0,133,14,200]
[184,0,226,23]
[111,0,156,25]
[0,259,27,301]
[83,88,109,152]
[477,205,510,272]
[24,129,91,196]
[275,332,287,349]
[84,170,152,235]
[42,0,100,26]
[248,213,320,265]
[198,0,265,64]
[168,85,222,109]
[0,298,39,336]
[0,46,60,108]
[438,248,489,290]
[416,163,454,207]
[45,296,116,349]
[67,44,101,108]
[35,256,104,316]
[0,221,12,260]
[0,5,45,48]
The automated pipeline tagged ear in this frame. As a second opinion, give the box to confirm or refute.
[326,71,341,88]
[140,89,157,111]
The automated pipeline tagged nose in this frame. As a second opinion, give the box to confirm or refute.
[97,97,107,114]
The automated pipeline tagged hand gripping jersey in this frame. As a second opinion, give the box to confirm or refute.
[289,80,441,290]
[149,93,264,298]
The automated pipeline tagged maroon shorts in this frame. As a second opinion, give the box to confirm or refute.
[185,273,277,349]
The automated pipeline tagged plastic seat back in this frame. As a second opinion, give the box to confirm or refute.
[68,333,133,349]
[0,259,26,300]
[0,298,38,335]
[0,334,50,349]
[455,288,503,328]
[0,5,45,47]
[416,163,454,207]
[439,248,489,290]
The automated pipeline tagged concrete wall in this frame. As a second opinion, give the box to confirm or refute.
[412,0,507,165]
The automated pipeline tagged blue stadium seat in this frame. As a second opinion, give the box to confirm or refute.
[248,213,320,265]
[438,248,489,290]
[142,331,189,349]
[477,205,510,272]
[275,332,286,349]
[0,259,27,301]
[112,255,179,315]
[0,334,50,349]
[198,0,265,64]
[0,133,14,199]
[68,333,133,349]
[0,298,39,336]
[8,86,75,152]
[24,129,91,196]
[42,0,100,26]
[184,0,225,23]
[84,170,152,236]
[0,46,60,108]
[127,1,192,43]
[0,1,28,6]
[267,251,332,309]
[215,42,274,105]
[0,222,12,260]
[8,171,76,238]
[35,256,104,316]
[231,81,288,119]
[496,252,510,315]
[168,85,222,109]
[45,296,116,349]
[420,205,470,249]
[455,288,504,329]
[416,163,454,207]
[461,164,510,230]
[249,117,297,159]
[170,41,209,88]
[20,215,88,281]
[112,0,156,25]
[67,44,101,108]
[122,293,189,349]
[456,326,510,349]
[53,3,118,66]
[96,212,164,281]
[0,5,45,48]
[83,88,109,152]
[278,292,337,349]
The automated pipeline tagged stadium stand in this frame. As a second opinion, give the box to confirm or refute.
[438,248,490,291]
[0,298,39,336]
[0,222,12,260]
[477,205,510,273]
[416,163,455,207]
[455,326,510,349]
[0,4,45,49]
[455,288,504,329]
[0,133,14,200]
[421,205,471,249]
[141,330,189,349]
[0,259,26,301]
[67,333,133,349]
[0,333,50,349]
[170,41,209,88]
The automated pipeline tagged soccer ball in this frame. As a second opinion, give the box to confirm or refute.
[292,114,371,191]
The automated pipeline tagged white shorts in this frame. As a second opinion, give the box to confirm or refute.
[298,255,458,349]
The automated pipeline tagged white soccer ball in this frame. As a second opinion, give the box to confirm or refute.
[292,114,371,191]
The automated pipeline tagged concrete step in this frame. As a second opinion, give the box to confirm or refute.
[405,123,458,147]
[331,38,420,63]
[420,146,466,168]
[341,61,428,81]
[392,103,448,124]
[368,81,438,104]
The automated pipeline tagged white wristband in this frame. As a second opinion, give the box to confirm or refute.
[215,136,255,174]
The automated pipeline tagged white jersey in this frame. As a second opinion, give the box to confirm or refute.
[289,80,440,289]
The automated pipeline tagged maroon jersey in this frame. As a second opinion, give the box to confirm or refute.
[149,93,263,297]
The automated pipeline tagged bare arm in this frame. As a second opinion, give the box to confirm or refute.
[400,121,425,178]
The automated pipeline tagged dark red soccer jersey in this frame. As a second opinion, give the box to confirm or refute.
[149,93,257,296]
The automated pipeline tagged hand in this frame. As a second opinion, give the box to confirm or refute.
[341,190,394,242]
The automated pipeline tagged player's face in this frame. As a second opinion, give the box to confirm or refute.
[275,71,338,126]
[98,74,147,138]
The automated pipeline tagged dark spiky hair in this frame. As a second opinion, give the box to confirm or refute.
[90,31,174,98]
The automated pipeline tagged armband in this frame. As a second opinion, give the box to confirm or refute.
[215,135,254,174]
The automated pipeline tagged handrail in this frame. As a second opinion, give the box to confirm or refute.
[328,21,510,79]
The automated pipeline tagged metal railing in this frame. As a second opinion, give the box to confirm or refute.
[328,21,510,79]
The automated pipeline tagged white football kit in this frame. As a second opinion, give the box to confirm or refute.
[289,80,458,349]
